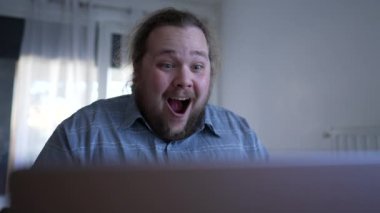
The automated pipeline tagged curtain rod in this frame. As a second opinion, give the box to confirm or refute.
[45,0,134,14]
[82,1,133,14]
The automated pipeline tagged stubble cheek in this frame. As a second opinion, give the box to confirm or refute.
[146,73,170,114]
[195,74,212,103]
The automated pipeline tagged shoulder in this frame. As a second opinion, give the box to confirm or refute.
[79,95,131,113]
[60,95,133,130]
[204,105,268,159]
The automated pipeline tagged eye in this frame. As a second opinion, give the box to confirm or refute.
[192,64,204,73]
[158,62,175,71]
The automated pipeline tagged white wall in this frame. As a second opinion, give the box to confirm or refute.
[220,0,380,151]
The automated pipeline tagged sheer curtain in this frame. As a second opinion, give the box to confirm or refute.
[10,0,97,169]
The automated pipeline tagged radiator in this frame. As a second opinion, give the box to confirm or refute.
[328,126,380,152]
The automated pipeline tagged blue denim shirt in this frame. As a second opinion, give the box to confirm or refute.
[33,95,267,168]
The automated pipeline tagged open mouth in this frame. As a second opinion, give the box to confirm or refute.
[167,97,191,114]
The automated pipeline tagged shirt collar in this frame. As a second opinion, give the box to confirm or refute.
[203,105,221,137]
[122,94,145,129]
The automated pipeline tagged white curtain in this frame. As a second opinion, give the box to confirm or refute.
[10,0,97,169]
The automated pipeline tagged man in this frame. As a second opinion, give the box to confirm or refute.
[33,8,267,168]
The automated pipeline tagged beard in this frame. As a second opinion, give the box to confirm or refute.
[150,107,205,141]
[134,88,210,142]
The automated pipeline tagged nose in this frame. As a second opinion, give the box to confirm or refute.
[173,66,193,88]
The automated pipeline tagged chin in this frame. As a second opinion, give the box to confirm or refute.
[167,124,186,135]
[171,127,187,136]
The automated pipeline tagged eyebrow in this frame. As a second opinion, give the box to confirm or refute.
[191,50,208,59]
[157,49,208,59]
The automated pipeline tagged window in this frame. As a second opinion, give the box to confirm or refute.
[96,21,132,99]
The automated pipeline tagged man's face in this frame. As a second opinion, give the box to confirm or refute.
[134,25,211,141]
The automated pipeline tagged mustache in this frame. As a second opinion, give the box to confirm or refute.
[164,88,195,99]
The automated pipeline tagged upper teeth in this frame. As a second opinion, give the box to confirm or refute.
[172,97,189,101]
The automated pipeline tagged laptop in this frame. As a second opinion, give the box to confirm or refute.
[7,159,380,213]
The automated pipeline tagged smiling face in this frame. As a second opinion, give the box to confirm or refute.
[133,25,211,141]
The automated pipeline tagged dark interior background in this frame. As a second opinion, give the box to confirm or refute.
[0,15,24,194]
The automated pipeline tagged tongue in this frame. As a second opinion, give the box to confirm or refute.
[168,99,186,114]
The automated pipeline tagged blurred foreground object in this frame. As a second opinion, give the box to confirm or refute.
[8,159,380,213]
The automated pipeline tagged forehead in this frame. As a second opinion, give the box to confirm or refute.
[145,25,209,56]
